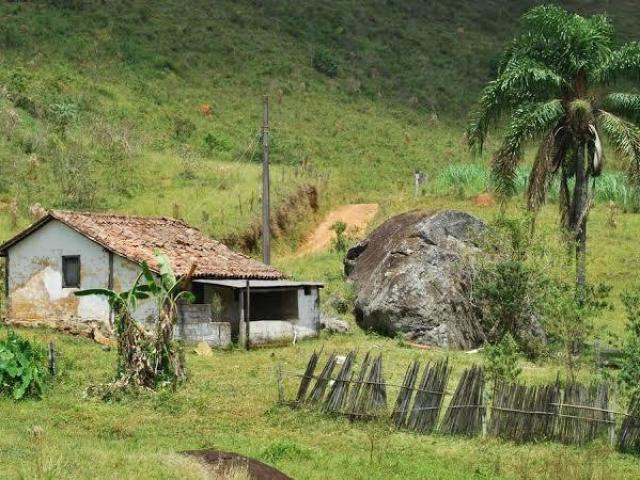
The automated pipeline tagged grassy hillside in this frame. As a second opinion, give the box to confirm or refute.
[0,0,638,243]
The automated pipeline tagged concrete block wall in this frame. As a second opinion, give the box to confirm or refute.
[176,304,232,347]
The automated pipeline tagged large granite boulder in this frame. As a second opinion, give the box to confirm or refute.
[344,210,486,349]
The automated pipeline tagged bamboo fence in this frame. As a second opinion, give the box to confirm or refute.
[287,351,640,455]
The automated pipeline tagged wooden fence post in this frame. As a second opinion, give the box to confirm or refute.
[47,342,56,376]
[609,387,617,448]
[276,363,284,404]
[482,387,488,438]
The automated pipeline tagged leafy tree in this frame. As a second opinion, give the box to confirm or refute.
[468,6,640,301]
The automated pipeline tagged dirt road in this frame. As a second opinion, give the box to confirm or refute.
[299,203,379,254]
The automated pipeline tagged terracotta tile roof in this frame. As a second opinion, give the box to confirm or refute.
[0,210,284,280]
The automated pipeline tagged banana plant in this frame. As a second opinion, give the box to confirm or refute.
[74,250,195,389]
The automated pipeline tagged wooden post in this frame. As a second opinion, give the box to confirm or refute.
[481,387,488,438]
[276,363,284,404]
[245,279,251,350]
[238,288,245,347]
[609,387,617,448]
[262,95,271,265]
[47,342,56,376]
[107,252,114,328]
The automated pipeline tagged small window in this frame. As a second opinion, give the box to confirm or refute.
[304,286,312,296]
[62,255,81,288]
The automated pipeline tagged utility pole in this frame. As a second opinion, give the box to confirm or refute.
[262,95,271,265]
[245,279,251,351]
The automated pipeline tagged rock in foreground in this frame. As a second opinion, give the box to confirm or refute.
[345,210,486,349]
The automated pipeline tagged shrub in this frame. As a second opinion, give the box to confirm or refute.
[330,221,350,253]
[312,49,338,78]
[0,331,47,400]
[201,132,231,155]
[47,101,78,136]
[483,333,522,395]
[474,216,547,357]
[0,23,22,49]
[618,290,640,394]
[173,116,196,141]
[543,281,611,381]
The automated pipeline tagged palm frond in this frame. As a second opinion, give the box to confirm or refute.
[516,6,613,78]
[601,93,640,123]
[588,124,603,177]
[526,126,574,210]
[492,100,565,198]
[467,61,564,153]
[593,42,640,84]
[597,111,640,176]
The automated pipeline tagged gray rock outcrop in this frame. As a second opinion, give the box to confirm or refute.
[344,210,486,349]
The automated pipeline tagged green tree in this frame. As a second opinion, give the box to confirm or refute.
[468,5,640,301]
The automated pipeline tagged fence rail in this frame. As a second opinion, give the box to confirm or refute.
[283,351,640,455]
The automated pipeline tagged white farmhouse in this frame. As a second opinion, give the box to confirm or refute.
[0,210,322,346]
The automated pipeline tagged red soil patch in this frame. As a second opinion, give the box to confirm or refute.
[299,203,379,254]
[472,193,494,207]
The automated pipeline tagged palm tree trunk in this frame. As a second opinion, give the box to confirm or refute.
[572,141,588,304]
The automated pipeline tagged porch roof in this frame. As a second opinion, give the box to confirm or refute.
[193,279,324,289]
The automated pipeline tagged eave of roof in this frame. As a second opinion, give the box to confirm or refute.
[0,211,284,280]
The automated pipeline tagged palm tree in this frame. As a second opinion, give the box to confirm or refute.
[468,5,640,301]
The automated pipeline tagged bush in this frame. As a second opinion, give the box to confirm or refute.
[312,49,338,78]
[0,24,21,49]
[618,290,640,394]
[201,132,231,155]
[544,281,611,381]
[173,116,196,142]
[330,221,350,253]
[483,333,521,395]
[0,331,47,400]
[474,216,547,357]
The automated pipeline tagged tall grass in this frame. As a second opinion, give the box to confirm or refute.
[434,163,638,208]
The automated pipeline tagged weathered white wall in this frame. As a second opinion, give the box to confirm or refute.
[6,219,159,332]
[175,304,232,347]
[6,220,110,328]
[296,287,320,338]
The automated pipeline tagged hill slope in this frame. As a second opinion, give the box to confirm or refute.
[0,0,638,245]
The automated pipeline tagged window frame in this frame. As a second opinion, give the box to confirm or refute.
[61,255,81,288]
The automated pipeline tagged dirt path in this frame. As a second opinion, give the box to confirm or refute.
[299,203,379,254]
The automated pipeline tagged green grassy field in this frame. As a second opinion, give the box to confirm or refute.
[1,325,640,480]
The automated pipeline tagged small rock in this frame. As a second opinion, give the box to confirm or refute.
[320,315,351,334]
[194,341,212,357]
[91,328,112,347]
[28,425,45,441]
